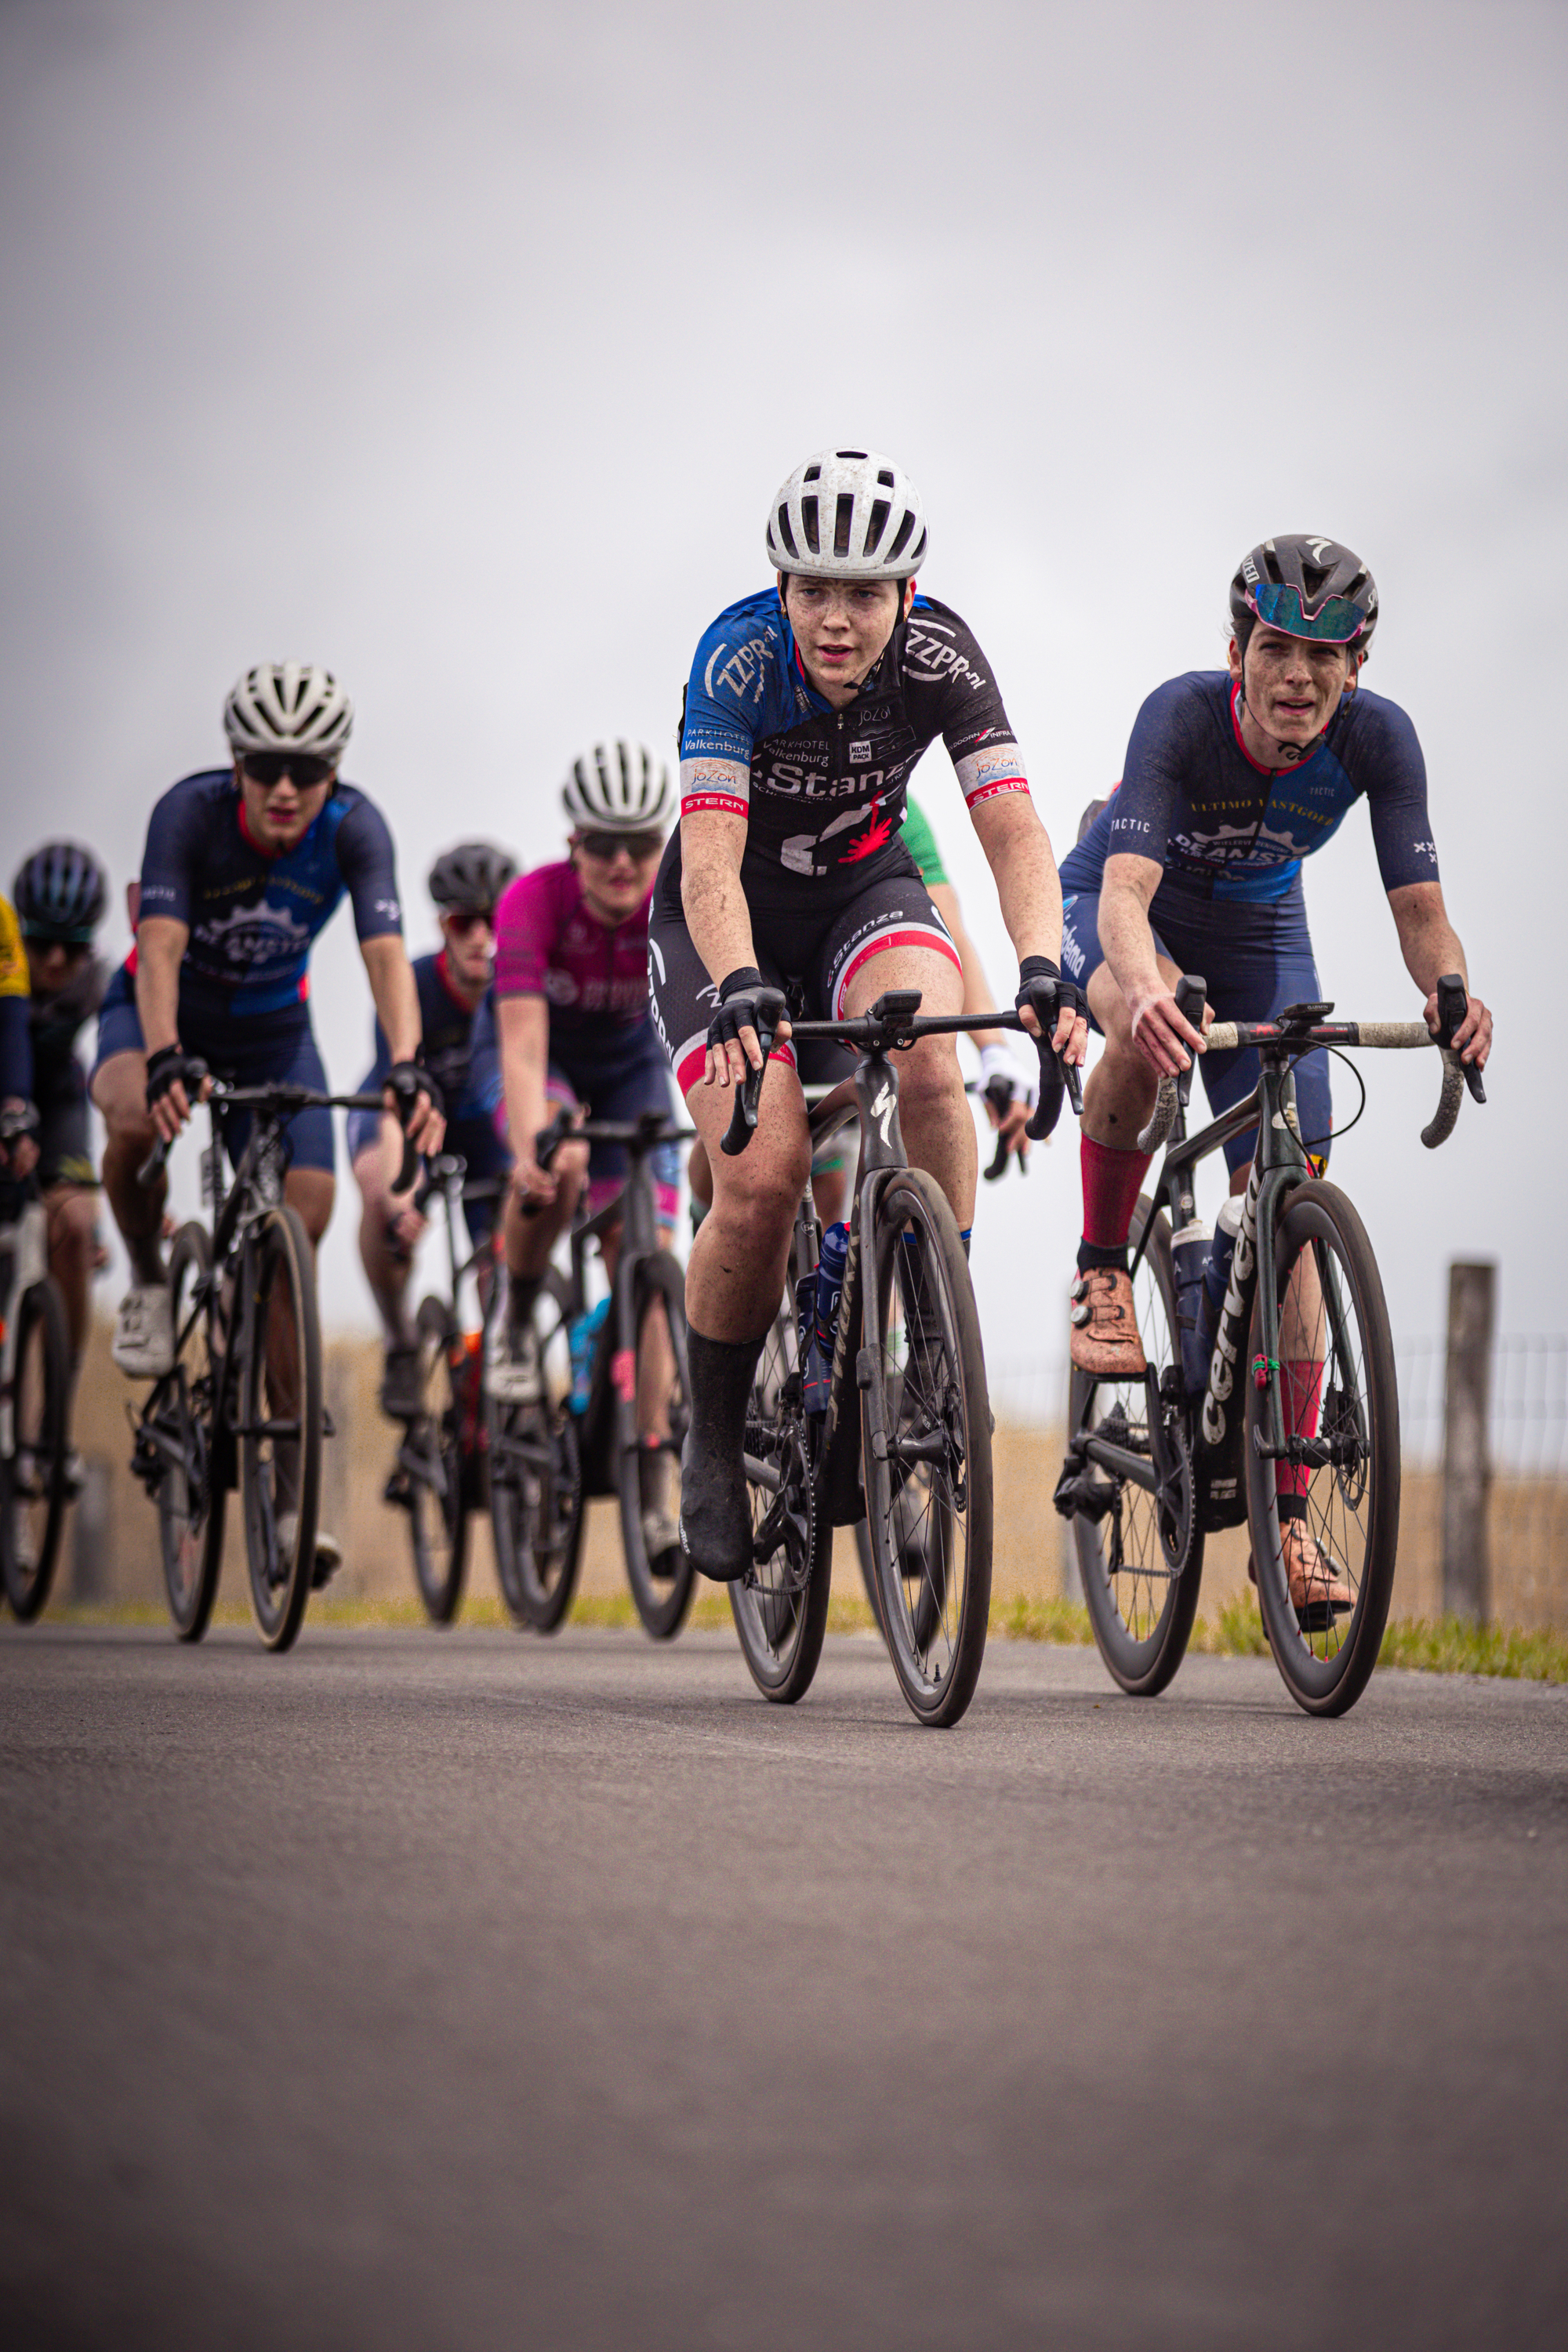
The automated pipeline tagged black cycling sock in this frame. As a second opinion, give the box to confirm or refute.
[679,1324,766,1582]
[1076,1239,1130,1275]
[506,1271,542,1332]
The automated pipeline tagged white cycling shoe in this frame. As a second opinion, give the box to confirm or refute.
[111,1283,173,1378]
[273,1512,343,1592]
[485,1320,543,1406]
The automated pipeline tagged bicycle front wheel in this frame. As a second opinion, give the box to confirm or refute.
[1244,1181,1399,1717]
[1,1277,70,1621]
[156,1221,226,1640]
[862,1171,992,1729]
[617,1251,697,1641]
[406,1295,471,1625]
[1069,1199,1203,1697]
[729,1296,830,1702]
[240,1206,321,1653]
[488,1279,584,1632]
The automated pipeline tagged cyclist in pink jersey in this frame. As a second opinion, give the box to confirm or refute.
[488,742,679,1418]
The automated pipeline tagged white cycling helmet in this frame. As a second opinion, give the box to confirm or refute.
[223,663,354,762]
[561,741,673,833]
[766,447,927,579]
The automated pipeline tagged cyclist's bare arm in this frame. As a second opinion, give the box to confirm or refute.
[1098,852,1208,1077]
[134,915,196,1140]
[679,797,789,1086]
[968,791,1084,1064]
[495,992,560,1200]
[927,879,1030,1152]
[1387,880,1492,1068]
[361,935,444,1153]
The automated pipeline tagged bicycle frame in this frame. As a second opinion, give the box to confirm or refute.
[0,1196,49,1458]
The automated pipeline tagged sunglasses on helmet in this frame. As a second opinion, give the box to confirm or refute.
[1247,583,1368,644]
[579,830,664,862]
[240,752,338,790]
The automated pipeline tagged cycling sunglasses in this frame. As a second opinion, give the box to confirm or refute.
[578,829,664,862]
[445,908,496,936]
[240,752,338,790]
[1247,583,1367,643]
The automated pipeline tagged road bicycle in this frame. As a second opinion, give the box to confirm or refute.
[487,1109,697,1639]
[381,1152,506,1624]
[0,1110,71,1620]
[1054,975,1485,1717]
[729,985,1072,1730]
[131,1071,416,1650]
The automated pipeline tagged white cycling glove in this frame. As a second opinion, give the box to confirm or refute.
[977,1040,1039,1110]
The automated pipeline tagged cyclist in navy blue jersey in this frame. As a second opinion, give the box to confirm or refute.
[1058,537,1492,1613]
[348,841,515,1420]
[652,448,1087,1582]
[92,665,443,1399]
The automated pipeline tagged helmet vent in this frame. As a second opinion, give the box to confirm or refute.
[886,510,918,564]
[800,495,820,554]
[837,449,868,459]
[775,505,799,561]
[803,463,821,483]
[833,494,855,557]
[865,498,890,554]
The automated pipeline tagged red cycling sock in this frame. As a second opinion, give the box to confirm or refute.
[1078,1135,1153,1265]
[1276,1357,1323,1501]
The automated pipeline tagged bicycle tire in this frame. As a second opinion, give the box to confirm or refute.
[729,1297,831,1702]
[862,1169,992,1729]
[241,1205,321,1653]
[1,1277,70,1621]
[406,1294,471,1625]
[1070,1198,1203,1697]
[1244,1180,1399,1717]
[488,1279,584,1632]
[156,1221,226,1641]
[617,1250,697,1640]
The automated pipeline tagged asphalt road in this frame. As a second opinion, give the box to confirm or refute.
[2,1624,1566,2351]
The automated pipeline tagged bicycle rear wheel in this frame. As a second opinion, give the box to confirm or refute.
[1069,1199,1203,1697]
[1245,1181,1399,1717]
[240,1206,321,1653]
[405,1294,471,1625]
[488,1278,585,1632]
[1,1277,70,1621]
[862,1170,992,1729]
[617,1250,697,1640]
[730,1296,830,1701]
[155,1221,226,1641]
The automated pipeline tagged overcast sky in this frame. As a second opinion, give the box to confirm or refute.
[2,0,1564,1374]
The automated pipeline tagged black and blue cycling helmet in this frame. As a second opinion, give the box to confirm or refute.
[13,841,107,943]
[427,841,517,915]
[1229,536,1378,662]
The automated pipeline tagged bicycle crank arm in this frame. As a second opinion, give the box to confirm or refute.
[1081,1434,1158,1494]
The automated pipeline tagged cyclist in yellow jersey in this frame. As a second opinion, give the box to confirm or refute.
[0,895,37,1181]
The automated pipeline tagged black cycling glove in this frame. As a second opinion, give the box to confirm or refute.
[385,1061,444,1120]
[145,1045,198,1112]
[707,967,787,1058]
[1014,955,1087,1037]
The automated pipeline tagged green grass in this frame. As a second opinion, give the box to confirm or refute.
[24,1589,1568,1683]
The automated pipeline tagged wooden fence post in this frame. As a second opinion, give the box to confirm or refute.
[1442,1261,1496,1623]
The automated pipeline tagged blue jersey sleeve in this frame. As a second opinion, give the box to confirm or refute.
[1337,691,1440,892]
[1106,675,1202,862]
[331,792,404,943]
[137,775,210,927]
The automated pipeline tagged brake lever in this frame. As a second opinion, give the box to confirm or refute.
[1436,972,1486,1104]
[520,1108,574,1218]
[720,996,783,1157]
[136,1057,212,1186]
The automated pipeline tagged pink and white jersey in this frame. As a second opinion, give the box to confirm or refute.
[493,861,653,1033]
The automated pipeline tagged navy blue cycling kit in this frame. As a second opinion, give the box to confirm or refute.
[1058,672,1439,1167]
[95,769,405,1174]
[651,588,1021,1091]
[347,951,508,1242]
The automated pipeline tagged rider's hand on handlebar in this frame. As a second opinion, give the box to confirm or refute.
[0,1098,39,1179]
[1424,983,1492,1070]
[1013,961,1090,1065]
[1127,980,1210,1079]
[704,967,791,1089]
[384,1062,446,1156]
[145,1047,209,1145]
[977,1042,1037,1163]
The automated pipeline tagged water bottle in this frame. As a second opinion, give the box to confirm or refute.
[1172,1215,1213,1394]
[1192,1196,1244,1387]
[568,1298,610,1415]
[815,1222,850,1367]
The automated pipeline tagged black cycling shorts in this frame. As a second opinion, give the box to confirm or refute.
[647,840,960,1100]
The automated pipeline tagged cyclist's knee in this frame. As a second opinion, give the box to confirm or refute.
[285,1167,335,1246]
[898,1032,964,1112]
[48,1185,98,1264]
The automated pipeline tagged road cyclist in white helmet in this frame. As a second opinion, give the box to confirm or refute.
[648,446,1088,1582]
[489,743,684,1549]
[89,662,444,1584]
